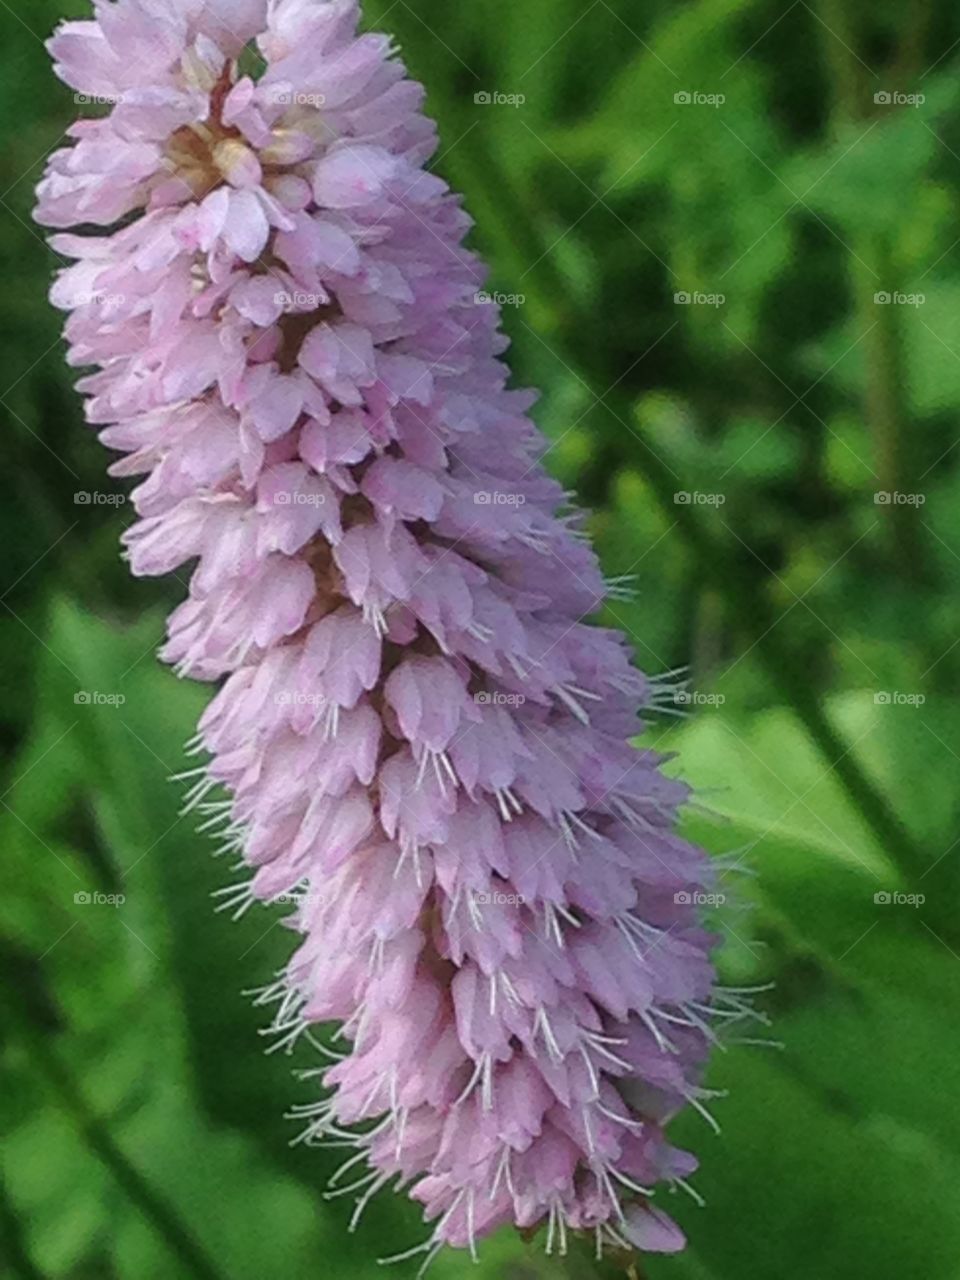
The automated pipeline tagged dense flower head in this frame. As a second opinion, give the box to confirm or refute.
[36,0,743,1267]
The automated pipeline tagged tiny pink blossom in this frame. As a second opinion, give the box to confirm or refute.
[36,0,741,1268]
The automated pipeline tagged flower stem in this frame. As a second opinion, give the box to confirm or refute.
[3,971,228,1280]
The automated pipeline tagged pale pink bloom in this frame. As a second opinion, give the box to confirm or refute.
[37,0,744,1268]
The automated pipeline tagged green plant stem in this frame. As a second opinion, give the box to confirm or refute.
[817,0,923,575]
[816,0,864,123]
[0,1170,48,1280]
[854,241,920,574]
[630,435,925,882]
[4,983,228,1280]
[891,0,934,87]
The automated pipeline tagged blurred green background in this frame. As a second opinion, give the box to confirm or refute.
[3,1,960,1277]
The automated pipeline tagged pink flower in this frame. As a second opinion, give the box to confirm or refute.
[37,0,744,1267]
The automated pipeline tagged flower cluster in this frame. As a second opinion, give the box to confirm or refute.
[37,0,735,1267]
